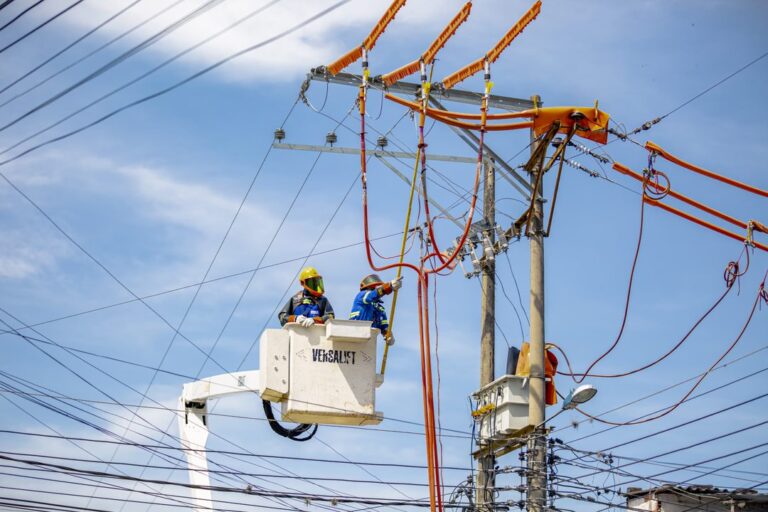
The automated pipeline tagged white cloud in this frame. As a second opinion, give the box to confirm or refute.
[49,0,467,85]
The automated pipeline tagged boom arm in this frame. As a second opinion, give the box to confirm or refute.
[178,370,260,512]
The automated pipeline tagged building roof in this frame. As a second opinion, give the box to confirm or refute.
[625,485,768,503]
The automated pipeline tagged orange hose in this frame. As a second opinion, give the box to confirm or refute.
[613,162,751,230]
[644,198,768,252]
[646,141,768,198]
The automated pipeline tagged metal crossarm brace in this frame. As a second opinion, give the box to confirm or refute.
[308,68,535,112]
[428,97,533,199]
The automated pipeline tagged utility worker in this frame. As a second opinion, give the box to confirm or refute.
[278,266,335,327]
[349,274,403,345]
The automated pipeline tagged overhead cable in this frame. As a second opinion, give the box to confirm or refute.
[0,0,84,55]
[0,0,284,155]
[0,0,144,97]
[0,0,43,32]
[0,0,352,169]
[0,0,227,134]
[0,0,185,109]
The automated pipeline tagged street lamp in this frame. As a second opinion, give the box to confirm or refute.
[562,384,598,411]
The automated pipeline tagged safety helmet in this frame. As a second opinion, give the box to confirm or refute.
[360,273,384,290]
[299,266,324,297]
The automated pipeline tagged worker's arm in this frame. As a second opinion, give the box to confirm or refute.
[277,297,294,326]
[375,276,403,296]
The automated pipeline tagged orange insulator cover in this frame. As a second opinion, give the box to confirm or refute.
[326,0,407,75]
[532,106,610,145]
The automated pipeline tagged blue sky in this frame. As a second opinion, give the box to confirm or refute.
[0,0,766,511]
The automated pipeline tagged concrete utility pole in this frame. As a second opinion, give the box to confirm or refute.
[526,95,548,512]
[476,156,496,512]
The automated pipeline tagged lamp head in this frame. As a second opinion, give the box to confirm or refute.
[562,384,597,411]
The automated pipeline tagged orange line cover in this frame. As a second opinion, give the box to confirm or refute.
[441,0,541,89]
[646,141,768,198]
[326,0,407,75]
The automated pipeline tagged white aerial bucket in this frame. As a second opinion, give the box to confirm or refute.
[259,319,383,426]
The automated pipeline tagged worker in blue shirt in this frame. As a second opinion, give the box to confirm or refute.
[278,266,334,327]
[349,273,402,345]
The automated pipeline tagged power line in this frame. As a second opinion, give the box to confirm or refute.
[0,0,42,32]
[0,0,226,134]
[0,0,185,109]
[0,0,352,167]
[0,231,403,335]
[1,0,284,155]
[554,343,768,437]
[0,0,84,55]
[0,450,475,489]
[0,367,343,512]
[0,430,473,472]
[562,363,768,444]
[0,453,460,509]
[0,0,144,97]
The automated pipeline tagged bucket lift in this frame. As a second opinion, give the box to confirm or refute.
[178,320,384,511]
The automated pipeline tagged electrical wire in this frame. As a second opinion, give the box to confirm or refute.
[570,271,766,426]
[0,0,144,97]
[0,0,352,169]
[0,0,284,156]
[554,343,768,436]
[0,0,227,134]
[0,231,404,336]
[0,0,43,33]
[0,0,185,109]
[0,0,84,55]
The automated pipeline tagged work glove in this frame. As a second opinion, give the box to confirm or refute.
[296,315,314,328]
[390,276,403,291]
[385,334,395,346]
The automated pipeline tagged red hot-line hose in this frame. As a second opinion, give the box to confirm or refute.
[358,85,446,512]
[573,272,767,426]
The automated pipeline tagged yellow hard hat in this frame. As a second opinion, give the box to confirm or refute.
[299,266,324,296]
[299,266,320,282]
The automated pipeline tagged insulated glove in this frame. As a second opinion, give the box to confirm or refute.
[385,334,395,346]
[296,315,314,328]
[390,276,403,290]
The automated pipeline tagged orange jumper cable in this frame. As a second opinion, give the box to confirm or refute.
[646,141,768,198]
[613,162,766,251]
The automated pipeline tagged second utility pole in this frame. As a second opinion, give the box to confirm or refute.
[526,94,548,512]
[477,156,496,512]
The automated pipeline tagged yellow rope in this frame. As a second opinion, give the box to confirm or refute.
[379,145,420,376]
[379,63,435,377]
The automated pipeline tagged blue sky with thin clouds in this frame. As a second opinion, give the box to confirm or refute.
[0,1,766,510]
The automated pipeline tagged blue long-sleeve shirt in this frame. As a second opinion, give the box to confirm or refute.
[349,287,389,336]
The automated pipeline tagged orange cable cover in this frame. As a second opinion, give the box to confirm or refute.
[646,141,768,198]
[486,0,541,63]
[363,0,407,50]
[441,0,541,89]
[381,2,472,86]
[326,0,407,75]
[385,93,609,142]
[612,162,751,230]
[644,199,768,252]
